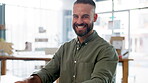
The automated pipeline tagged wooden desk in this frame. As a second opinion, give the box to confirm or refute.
[0,55,51,61]
[0,56,133,83]
[0,55,51,75]
[119,58,133,83]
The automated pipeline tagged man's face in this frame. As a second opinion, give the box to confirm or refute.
[72,3,97,37]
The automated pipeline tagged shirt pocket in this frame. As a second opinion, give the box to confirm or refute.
[76,62,94,82]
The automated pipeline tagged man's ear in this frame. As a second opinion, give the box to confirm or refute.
[94,14,98,22]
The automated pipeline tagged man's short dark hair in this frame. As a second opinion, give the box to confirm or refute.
[74,0,96,9]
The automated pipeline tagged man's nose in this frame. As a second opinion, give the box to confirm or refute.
[76,18,83,24]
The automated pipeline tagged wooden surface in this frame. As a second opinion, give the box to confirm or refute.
[1,60,6,75]
[0,56,133,83]
[0,56,51,61]
[0,55,51,75]
[119,58,133,83]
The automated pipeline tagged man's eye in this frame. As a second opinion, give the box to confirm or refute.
[83,16,88,18]
[73,15,78,19]
[82,15,89,19]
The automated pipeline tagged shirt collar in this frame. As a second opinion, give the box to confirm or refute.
[75,30,98,45]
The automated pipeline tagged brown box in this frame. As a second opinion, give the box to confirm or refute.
[110,36,125,55]
[110,36,125,43]
[0,24,5,30]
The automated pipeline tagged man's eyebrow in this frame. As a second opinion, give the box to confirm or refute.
[82,14,89,16]
[72,14,89,16]
[82,14,90,18]
[73,14,77,16]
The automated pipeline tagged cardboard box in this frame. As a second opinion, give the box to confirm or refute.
[110,36,125,55]
[0,42,13,55]
[0,25,5,30]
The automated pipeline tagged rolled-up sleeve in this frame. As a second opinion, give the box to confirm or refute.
[32,46,63,83]
[32,55,60,83]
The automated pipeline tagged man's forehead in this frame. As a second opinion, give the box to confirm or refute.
[73,5,94,16]
[73,4,95,13]
[73,3,94,9]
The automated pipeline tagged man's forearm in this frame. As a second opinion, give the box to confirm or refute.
[15,75,42,83]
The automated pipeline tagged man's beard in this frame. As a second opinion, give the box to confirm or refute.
[73,23,94,37]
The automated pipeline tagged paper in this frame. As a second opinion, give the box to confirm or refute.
[0,42,13,55]
[112,40,123,49]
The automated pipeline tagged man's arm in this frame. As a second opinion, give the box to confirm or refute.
[15,45,62,83]
[82,46,118,83]
[15,75,42,83]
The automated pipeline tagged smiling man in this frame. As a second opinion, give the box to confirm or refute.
[15,0,118,83]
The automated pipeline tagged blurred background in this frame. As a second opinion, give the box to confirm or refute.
[0,0,148,83]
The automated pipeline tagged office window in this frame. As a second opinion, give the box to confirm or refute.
[114,0,148,10]
[95,0,112,13]
[130,9,148,54]
[4,0,63,51]
[62,10,76,42]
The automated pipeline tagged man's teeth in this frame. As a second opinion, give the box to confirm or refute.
[78,26,84,28]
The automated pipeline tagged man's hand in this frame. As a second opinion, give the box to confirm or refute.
[15,75,41,83]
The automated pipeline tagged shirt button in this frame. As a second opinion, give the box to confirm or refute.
[74,61,76,63]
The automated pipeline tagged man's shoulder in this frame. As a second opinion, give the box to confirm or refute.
[94,36,112,48]
[63,38,76,46]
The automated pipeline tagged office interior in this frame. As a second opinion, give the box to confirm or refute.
[0,0,148,83]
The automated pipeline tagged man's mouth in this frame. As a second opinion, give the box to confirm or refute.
[76,24,87,29]
[77,26,85,29]
[74,23,87,30]
[76,26,86,31]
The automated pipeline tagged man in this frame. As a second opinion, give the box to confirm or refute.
[15,0,118,83]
